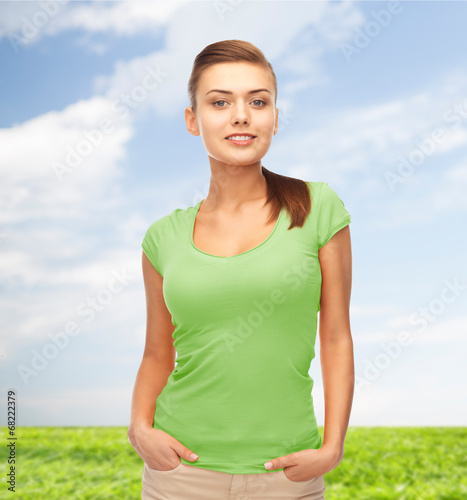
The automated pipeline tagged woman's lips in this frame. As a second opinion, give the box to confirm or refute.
[225,136,256,145]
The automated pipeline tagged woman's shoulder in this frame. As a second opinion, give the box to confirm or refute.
[144,203,196,236]
[304,180,345,201]
[303,180,327,199]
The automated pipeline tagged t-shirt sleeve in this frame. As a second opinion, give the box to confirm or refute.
[141,221,162,275]
[317,182,351,249]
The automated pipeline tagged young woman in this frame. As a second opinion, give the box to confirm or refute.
[128,39,354,500]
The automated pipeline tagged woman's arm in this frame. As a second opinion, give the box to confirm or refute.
[127,252,200,469]
[127,251,176,441]
[318,224,354,463]
[262,224,354,478]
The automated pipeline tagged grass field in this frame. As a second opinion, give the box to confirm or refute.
[1,426,466,499]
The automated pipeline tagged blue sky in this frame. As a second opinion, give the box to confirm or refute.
[1,0,466,427]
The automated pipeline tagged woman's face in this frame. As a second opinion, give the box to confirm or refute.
[186,62,279,167]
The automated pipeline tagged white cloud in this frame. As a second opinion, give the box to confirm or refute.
[349,384,467,426]
[0,96,133,225]
[87,1,366,116]
[16,386,134,426]
[0,0,189,49]
[274,80,467,176]
[266,68,467,228]
[51,1,189,35]
[314,0,366,48]
[445,162,467,181]
[0,1,63,40]
[354,316,467,346]
[1,258,143,363]
[350,304,399,317]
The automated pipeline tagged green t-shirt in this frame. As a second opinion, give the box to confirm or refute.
[141,181,351,475]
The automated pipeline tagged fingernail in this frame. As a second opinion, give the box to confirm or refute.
[264,462,272,469]
[190,454,198,460]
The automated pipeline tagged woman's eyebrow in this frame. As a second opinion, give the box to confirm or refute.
[205,88,271,96]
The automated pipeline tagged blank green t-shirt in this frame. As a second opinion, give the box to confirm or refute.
[141,181,351,475]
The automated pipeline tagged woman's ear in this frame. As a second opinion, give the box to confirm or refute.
[185,106,200,136]
[273,107,279,136]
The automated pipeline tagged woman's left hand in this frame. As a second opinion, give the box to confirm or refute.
[264,445,343,481]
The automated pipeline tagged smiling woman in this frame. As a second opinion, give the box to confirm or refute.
[128,39,354,500]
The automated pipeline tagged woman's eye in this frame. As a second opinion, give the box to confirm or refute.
[213,99,266,108]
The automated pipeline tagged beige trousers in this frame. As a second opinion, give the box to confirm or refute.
[141,462,326,500]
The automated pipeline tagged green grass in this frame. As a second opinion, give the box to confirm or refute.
[0,427,466,499]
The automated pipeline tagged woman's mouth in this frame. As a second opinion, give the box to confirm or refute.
[225,135,256,145]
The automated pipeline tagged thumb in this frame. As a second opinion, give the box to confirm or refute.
[176,444,199,462]
[264,455,289,471]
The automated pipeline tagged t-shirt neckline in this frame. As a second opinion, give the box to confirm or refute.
[190,199,284,259]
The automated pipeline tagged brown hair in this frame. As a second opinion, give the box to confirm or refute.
[188,39,311,229]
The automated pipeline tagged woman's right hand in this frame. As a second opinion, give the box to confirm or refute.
[128,424,199,471]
